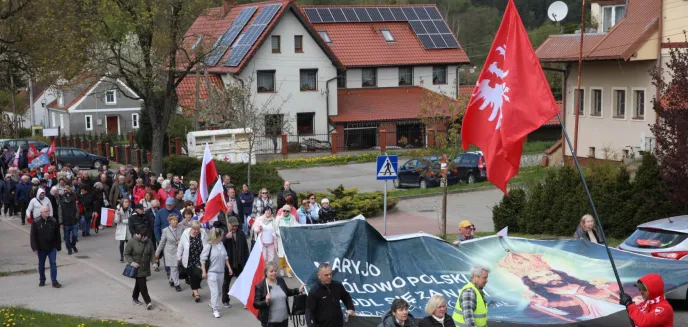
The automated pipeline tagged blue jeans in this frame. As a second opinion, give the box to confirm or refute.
[37,248,57,283]
[63,224,78,252]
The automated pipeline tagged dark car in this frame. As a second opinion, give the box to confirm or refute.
[452,151,487,184]
[52,147,108,170]
[393,157,460,189]
[0,138,50,152]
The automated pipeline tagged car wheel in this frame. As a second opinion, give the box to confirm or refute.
[393,179,401,189]
[419,179,427,189]
[93,160,103,170]
[467,173,476,184]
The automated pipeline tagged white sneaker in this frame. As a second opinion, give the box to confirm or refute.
[213,310,220,318]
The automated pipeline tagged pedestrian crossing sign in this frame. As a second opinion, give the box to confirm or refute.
[376,155,398,180]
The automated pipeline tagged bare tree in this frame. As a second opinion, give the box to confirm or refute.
[201,73,292,186]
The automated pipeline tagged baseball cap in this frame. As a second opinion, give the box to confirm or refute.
[165,197,175,205]
[134,204,144,210]
[459,220,473,229]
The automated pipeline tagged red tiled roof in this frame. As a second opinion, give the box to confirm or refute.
[459,85,474,96]
[536,0,660,62]
[302,5,468,67]
[543,101,563,126]
[46,75,100,111]
[183,1,341,74]
[176,74,224,114]
[332,86,457,123]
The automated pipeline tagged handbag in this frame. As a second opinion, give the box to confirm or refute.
[122,244,145,279]
[291,293,308,327]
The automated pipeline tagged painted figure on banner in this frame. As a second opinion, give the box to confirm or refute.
[497,252,637,322]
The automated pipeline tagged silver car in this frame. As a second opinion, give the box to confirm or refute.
[618,215,688,300]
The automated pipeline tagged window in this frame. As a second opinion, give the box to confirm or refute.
[297,113,315,135]
[362,68,377,87]
[574,89,584,115]
[294,35,303,53]
[132,113,140,129]
[318,31,331,43]
[264,114,283,137]
[432,66,447,84]
[381,29,395,42]
[602,5,626,32]
[85,115,93,131]
[57,91,64,106]
[614,89,626,118]
[51,112,56,127]
[591,89,602,116]
[634,90,645,119]
[588,147,596,158]
[257,70,275,92]
[105,90,117,104]
[337,69,346,88]
[300,69,317,91]
[271,36,280,53]
[398,67,413,86]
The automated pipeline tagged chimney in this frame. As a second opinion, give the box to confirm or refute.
[223,0,235,16]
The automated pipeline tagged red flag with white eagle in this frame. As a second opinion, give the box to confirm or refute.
[200,177,225,223]
[27,144,39,163]
[461,0,558,194]
[229,240,265,317]
[196,143,219,207]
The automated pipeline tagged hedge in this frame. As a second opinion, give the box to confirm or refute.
[298,185,398,221]
[492,154,681,239]
[164,156,284,193]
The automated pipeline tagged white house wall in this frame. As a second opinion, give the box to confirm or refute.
[564,60,656,160]
[31,87,57,127]
[344,65,458,97]
[236,10,337,135]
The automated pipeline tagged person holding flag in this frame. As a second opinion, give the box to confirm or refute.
[253,261,305,327]
[196,143,218,208]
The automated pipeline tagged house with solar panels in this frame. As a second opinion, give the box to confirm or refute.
[180,0,469,151]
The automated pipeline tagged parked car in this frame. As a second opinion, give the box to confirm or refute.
[0,138,50,152]
[50,146,109,170]
[618,215,688,300]
[452,151,487,184]
[393,157,459,189]
[300,138,331,151]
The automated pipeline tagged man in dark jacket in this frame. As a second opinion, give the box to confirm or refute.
[224,187,244,228]
[0,174,16,217]
[129,204,153,240]
[77,186,94,237]
[30,205,62,288]
[58,186,79,255]
[307,263,355,327]
[222,216,249,307]
[15,175,31,224]
[277,181,298,210]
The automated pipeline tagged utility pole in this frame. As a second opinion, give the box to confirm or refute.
[9,71,18,138]
[29,78,35,136]
[440,154,448,238]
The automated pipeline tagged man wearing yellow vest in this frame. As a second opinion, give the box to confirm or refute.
[453,265,489,327]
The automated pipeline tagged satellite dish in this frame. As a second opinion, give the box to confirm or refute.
[547,1,568,22]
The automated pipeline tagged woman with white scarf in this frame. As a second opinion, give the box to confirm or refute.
[252,206,277,263]
[115,198,134,262]
[275,204,299,278]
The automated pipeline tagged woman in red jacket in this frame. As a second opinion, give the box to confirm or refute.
[620,273,674,327]
[132,178,146,204]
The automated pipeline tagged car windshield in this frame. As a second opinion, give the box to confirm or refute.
[623,228,688,249]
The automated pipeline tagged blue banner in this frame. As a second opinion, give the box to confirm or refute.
[281,217,688,325]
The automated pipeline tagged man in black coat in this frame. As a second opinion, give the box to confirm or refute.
[57,186,79,255]
[30,205,62,288]
[222,216,249,307]
[224,187,244,228]
[128,204,153,240]
[307,263,355,327]
[277,181,298,210]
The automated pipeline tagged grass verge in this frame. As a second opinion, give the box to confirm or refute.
[0,307,155,327]
[442,232,624,247]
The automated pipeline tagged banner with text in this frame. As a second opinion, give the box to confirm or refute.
[281,217,688,325]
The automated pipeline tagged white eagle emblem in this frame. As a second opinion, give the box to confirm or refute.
[474,45,509,130]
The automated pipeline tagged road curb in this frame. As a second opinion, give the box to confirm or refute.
[392,185,498,201]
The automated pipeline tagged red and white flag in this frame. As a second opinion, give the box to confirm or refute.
[461,0,558,194]
[27,144,39,163]
[200,177,225,223]
[100,208,116,226]
[229,241,265,317]
[196,143,219,207]
[42,139,56,174]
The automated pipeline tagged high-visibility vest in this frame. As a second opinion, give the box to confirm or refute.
[452,282,488,327]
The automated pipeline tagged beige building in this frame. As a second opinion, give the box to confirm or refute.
[536,0,688,161]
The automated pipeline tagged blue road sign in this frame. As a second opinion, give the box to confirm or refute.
[376,155,398,180]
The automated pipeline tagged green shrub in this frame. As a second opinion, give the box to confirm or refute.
[163,156,202,177]
[492,188,526,233]
[183,159,284,194]
[297,185,398,220]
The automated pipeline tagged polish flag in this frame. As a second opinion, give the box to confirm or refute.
[100,208,116,226]
[196,143,219,207]
[199,177,225,223]
[229,241,265,317]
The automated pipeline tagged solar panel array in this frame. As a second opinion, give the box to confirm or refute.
[226,4,282,67]
[205,7,258,66]
[303,6,459,49]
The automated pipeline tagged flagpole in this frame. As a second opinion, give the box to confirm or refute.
[556,113,634,324]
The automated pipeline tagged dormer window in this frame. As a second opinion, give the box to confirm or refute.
[602,5,626,32]
[381,29,395,42]
[318,31,331,43]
